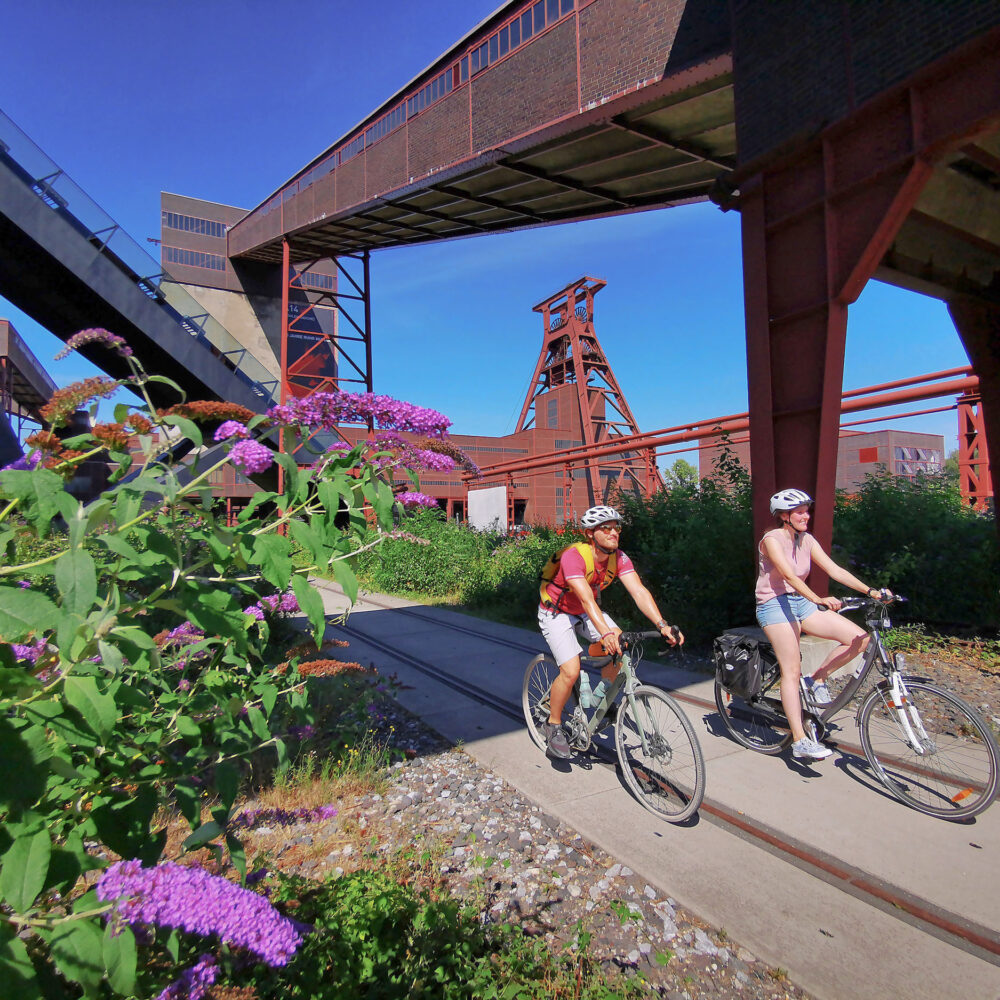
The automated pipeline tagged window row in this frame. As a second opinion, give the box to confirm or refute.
[164,245,226,271]
[299,271,334,289]
[264,0,577,208]
[162,212,226,239]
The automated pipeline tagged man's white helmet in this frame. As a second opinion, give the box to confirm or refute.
[769,488,813,514]
[581,505,622,528]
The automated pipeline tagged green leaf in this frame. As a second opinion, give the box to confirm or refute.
[0,468,65,536]
[330,558,359,605]
[63,677,117,742]
[292,575,328,643]
[0,719,49,807]
[92,787,164,866]
[175,714,201,740]
[245,706,270,742]
[257,682,278,718]
[227,832,247,882]
[182,821,224,852]
[161,413,203,449]
[103,924,137,996]
[0,587,59,643]
[0,924,38,1000]
[214,760,240,811]
[272,451,298,498]
[252,533,293,591]
[144,373,186,396]
[50,918,104,994]
[0,830,51,912]
[96,640,124,674]
[55,550,97,618]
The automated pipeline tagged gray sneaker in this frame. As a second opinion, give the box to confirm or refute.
[805,677,832,705]
[544,722,572,759]
[792,736,833,760]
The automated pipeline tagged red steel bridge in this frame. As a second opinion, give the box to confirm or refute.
[223,0,1000,554]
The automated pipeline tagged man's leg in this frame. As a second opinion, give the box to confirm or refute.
[537,608,581,759]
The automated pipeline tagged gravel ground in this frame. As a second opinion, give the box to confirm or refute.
[244,698,811,1000]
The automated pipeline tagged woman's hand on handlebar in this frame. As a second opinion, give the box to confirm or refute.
[818,596,843,612]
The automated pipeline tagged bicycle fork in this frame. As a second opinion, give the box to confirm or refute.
[880,673,933,755]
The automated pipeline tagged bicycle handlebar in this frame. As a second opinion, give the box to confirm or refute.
[838,593,907,612]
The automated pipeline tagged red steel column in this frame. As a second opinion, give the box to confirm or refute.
[742,90,934,563]
[949,296,999,513]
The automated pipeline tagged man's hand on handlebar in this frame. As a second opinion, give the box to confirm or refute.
[660,623,684,646]
[602,630,623,657]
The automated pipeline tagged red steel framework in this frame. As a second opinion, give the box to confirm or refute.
[736,28,1000,561]
[470,367,989,523]
[515,276,660,506]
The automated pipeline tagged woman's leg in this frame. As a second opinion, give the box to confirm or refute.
[800,610,868,681]
[762,620,807,742]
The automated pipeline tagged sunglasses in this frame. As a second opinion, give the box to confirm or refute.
[596,523,621,533]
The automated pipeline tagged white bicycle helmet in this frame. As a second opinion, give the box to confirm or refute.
[581,505,622,528]
[769,488,813,514]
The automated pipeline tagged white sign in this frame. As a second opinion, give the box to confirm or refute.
[468,485,507,531]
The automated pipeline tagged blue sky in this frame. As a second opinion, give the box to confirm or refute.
[0,1,971,467]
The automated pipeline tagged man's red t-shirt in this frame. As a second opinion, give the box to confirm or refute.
[541,546,635,615]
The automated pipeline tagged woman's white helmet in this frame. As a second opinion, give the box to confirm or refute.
[581,505,622,528]
[769,488,813,514]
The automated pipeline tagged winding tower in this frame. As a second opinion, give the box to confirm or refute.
[515,277,657,507]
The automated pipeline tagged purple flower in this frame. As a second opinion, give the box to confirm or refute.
[11,639,46,665]
[1,452,41,472]
[229,440,274,475]
[244,604,265,621]
[55,327,133,360]
[18,580,31,589]
[96,860,305,967]
[166,622,205,644]
[213,421,249,443]
[155,954,217,1000]
[396,491,438,509]
[230,804,337,831]
[268,391,450,438]
[177,679,191,692]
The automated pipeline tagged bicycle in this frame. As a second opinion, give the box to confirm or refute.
[714,595,1000,820]
[522,629,706,823]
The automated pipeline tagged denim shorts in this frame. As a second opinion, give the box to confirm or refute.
[756,593,820,628]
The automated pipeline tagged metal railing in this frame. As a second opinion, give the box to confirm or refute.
[0,108,278,406]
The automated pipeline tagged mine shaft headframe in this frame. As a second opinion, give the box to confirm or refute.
[532,276,607,331]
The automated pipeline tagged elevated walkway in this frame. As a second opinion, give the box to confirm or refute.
[0,318,56,465]
[0,109,277,412]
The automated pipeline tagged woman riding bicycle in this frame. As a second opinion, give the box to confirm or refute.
[757,488,891,761]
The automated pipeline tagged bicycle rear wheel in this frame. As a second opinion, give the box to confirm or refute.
[615,685,705,822]
[859,679,999,820]
[714,680,791,755]
[522,654,576,753]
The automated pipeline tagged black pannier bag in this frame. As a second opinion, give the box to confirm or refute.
[713,632,779,701]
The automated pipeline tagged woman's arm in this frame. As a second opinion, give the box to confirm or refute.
[809,540,886,598]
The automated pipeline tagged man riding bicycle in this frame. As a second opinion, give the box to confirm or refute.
[537,505,683,759]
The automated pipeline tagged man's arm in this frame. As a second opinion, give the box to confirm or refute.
[619,572,683,645]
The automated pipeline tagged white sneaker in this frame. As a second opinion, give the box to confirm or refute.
[792,736,833,760]
[804,677,832,705]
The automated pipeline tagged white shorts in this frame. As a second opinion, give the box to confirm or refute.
[537,605,619,667]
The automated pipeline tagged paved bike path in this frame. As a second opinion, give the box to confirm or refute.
[312,584,1000,1000]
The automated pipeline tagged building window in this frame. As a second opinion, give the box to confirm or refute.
[893,446,942,478]
[533,0,545,32]
[164,245,226,271]
[299,272,334,290]
[162,212,226,239]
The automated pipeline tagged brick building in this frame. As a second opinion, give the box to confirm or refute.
[699,428,945,493]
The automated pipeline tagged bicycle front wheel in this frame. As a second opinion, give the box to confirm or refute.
[615,686,705,822]
[714,680,791,755]
[522,654,576,753]
[859,679,1000,820]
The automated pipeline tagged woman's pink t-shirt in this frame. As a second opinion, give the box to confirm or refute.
[542,546,635,616]
[755,529,814,604]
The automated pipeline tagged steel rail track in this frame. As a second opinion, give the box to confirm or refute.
[325,593,1000,967]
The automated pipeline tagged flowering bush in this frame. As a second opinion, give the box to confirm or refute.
[0,329,459,998]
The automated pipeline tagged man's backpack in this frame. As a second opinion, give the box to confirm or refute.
[712,632,779,701]
[539,541,618,611]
